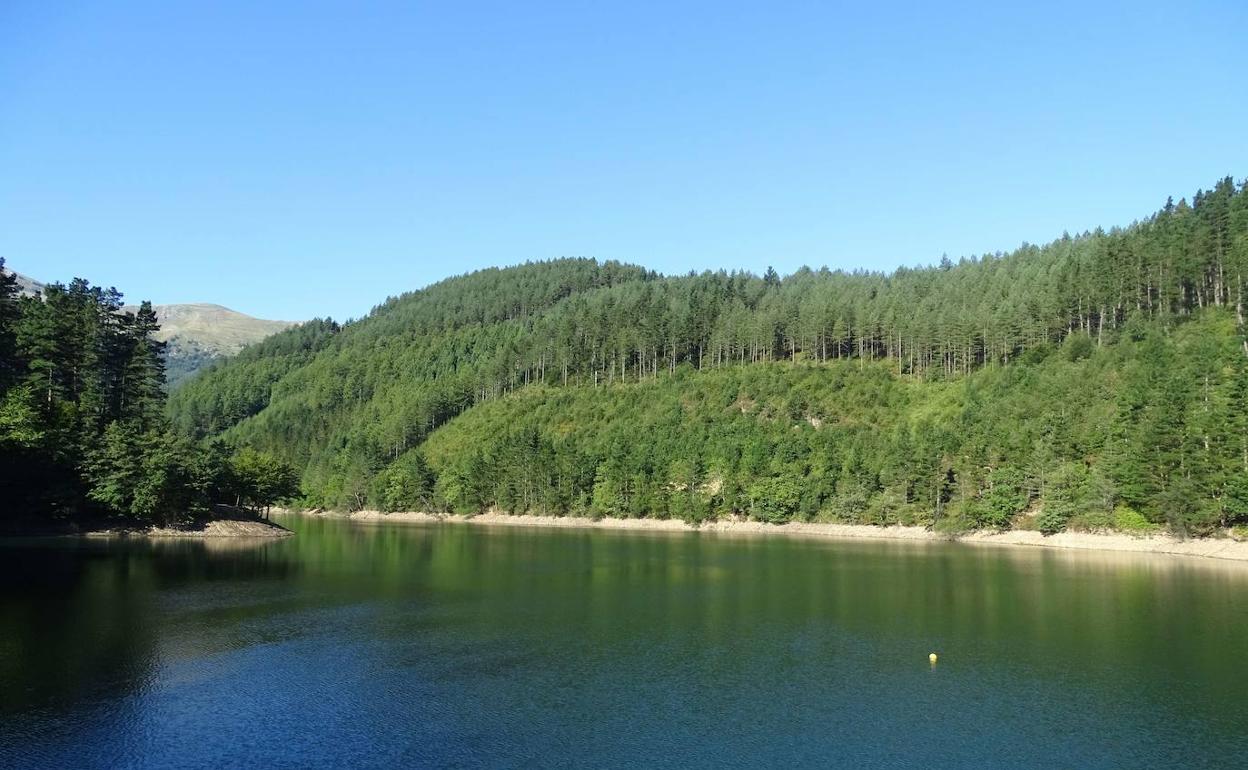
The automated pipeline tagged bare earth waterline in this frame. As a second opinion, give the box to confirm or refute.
[2,515,1247,768]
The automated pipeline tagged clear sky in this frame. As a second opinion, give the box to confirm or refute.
[2,1,1246,321]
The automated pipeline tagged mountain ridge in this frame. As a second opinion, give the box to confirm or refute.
[134,302,296,385]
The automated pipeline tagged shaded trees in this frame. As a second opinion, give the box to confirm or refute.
[228,448,301,515]
[0,267,273,529]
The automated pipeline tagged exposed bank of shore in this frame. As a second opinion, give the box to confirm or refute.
[280,509,1248,563]
[2,518,295,539]
[133,519,294,538]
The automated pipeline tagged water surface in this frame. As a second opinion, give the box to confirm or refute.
[2,516,1246,768]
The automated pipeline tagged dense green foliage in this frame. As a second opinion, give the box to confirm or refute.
[170,178,1248,533]
[227,447,302,514]
[170,317,340,434]
[0,260,299,530]
[418,317,1246,535]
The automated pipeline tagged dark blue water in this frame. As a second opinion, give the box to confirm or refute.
[2,516,1247,768]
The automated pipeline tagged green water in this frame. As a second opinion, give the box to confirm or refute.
[2,516,1246,768]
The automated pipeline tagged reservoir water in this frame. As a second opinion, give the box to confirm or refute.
[2,516,1246,768]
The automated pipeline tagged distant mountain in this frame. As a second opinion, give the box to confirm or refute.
[12,270,43,297]
[3,265,294,385]
[129,303,296,386]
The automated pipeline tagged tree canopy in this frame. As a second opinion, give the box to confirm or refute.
[165,178,1248,535]
[0,259,300,530]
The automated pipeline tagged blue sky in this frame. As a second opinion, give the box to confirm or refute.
[2,1,1246,321]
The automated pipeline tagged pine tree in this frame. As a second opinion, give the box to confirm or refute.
[121,301,166,427]
[85,421,143,517]
[0,257,19,390]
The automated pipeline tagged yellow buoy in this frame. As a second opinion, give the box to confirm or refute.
[929,652,938,664]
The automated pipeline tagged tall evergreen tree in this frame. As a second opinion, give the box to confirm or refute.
[0,258,19,390]
[122,301,166,428]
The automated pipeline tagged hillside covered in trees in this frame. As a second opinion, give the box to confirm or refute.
[169,177,1248,535]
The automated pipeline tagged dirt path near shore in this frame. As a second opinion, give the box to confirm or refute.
[282,510,1248,563]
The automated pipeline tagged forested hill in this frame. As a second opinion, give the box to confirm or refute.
[170,177,1248,534]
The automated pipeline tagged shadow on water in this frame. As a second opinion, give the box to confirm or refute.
[2,516,1248,768]
[0,536,300,716]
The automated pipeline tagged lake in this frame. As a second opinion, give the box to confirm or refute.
[2,516,1246,768]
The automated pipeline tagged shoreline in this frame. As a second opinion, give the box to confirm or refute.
[131,519,294,538]
[1,518,295,540]
[282,509,1248,563]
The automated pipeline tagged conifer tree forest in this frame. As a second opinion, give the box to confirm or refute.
[0,258,297,531]
[8,177,1248,535]
[164,177,1248,535]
